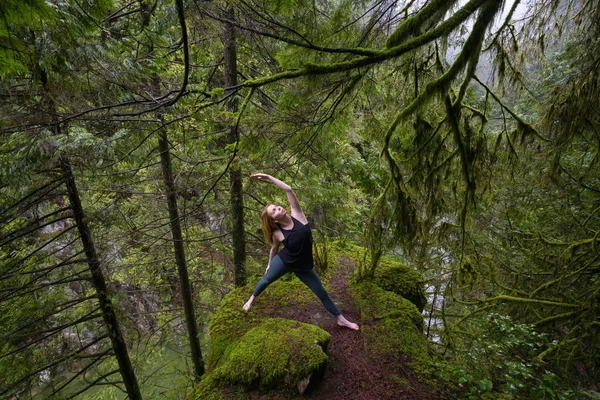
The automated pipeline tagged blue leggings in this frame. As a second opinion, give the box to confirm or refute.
[252,254,341,317]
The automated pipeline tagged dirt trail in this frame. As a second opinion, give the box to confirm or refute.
[285,258,438,400]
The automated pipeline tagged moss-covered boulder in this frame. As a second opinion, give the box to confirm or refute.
[205,279,318,369]
[352,280,431,372]
[189,278,332,399]
[217,318,329,388]
[191,318,330,399]
[372,258,427,312]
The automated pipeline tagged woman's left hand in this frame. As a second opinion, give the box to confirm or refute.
[250,173,272,181]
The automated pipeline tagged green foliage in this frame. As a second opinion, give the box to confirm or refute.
[2,0,600,397]
[435,314,579,399]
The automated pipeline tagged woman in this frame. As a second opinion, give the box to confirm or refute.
[243,173,359,331]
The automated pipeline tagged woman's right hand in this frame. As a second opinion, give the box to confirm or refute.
[265,264,270,274]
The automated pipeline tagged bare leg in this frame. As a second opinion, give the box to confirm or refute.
[243,295,255,311]
[337,314,359,330]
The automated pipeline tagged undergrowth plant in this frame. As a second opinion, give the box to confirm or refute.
[434,313,581,399]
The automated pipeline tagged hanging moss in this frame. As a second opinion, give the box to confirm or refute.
[241,0,494,91]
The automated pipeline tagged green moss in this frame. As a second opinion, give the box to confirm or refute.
[206,286,257,369]
[193,240,435,399]
[191,273,334,399]
[191,319,330,399]
[351,281,431,373]
[213,318,330,387]
[189,374,225,400]
[207,278,319,369]
[372,258,427,312]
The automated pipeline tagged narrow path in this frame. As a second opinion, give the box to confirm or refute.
[299,258,412,400]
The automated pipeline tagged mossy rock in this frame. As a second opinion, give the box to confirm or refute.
[352,280,431,372]
[191,275,332,399]
[191,318,330,399]
[372,258,427,312]
[206,278,318,369]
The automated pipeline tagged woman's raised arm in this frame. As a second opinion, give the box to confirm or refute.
[250,173,307,223]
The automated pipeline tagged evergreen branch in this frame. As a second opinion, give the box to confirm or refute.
[204,10,376,57]
[559,164,600,194]
[50,348,113,397]
[197,88,256,209]
[0,311,103,360]
[65,369,122,399]
[0,212,72,247]
[0,335,109,397]
[0,270,92,302]
[485,295,579,308]
[450,303,497,328]
[0,255,86,281]
[1,226,79,276]
[0,178,65,224]
[167,0,190,106]
[11,295,97,334]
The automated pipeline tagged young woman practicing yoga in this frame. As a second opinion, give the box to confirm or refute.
[242,173,359,331]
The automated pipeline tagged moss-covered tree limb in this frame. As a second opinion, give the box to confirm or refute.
[386,0,459,48]
[484,295,579,308]
[204,10,377,57]
[484,0,522,52]
[239,0,496,89]
[450,303,497,328]
[382,0,502,170]
[534,311,578,328]
[530,263,592,298]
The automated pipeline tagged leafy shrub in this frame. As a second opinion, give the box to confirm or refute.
[434,313,580,399]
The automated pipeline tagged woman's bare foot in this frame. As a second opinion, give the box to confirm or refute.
[242,295,255,311]
[336,315,359,330]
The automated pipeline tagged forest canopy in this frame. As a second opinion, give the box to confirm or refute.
[1,0,599,398]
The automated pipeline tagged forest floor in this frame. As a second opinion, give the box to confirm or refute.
[244,257,443,400]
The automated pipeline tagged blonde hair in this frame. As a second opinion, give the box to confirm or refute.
[260,204,278,245]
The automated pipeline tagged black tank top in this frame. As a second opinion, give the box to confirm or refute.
[277,217,314,270]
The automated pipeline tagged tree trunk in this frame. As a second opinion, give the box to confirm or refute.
[223,7,247,287]
[157,131,205,380]
[59,157,142,400]
[140,0,204,380]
